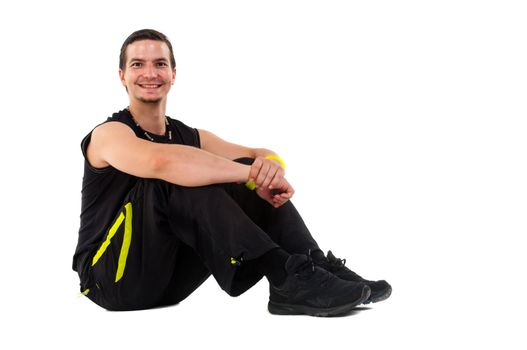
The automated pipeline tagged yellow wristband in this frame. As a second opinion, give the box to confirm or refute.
[245,179,257,191]
[265,155,286,169]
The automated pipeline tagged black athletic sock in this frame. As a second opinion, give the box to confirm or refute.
[253,247,289,287]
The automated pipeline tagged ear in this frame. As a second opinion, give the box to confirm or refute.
[171,68,176,85]
[119,69,126,87]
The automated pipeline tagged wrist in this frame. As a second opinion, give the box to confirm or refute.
[245,179,257,190]
[238,163,256,190]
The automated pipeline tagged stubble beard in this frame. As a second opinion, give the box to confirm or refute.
[137,96,163,104]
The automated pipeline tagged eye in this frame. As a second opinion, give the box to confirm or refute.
[157,62,169,67]
[131,62,142,68]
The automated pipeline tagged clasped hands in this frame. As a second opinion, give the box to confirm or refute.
[247,156,294,208]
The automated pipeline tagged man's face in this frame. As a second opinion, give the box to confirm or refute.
[119,40,176,104]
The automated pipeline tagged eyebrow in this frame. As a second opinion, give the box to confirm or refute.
[129,58,169,63]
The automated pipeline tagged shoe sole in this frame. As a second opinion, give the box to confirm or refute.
[364,285,392,304]
[268,286,371,317]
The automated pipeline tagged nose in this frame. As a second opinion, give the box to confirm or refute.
[142,63,157,78]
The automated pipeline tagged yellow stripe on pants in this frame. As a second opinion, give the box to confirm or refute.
[115,203,133,282]
[91,203,133,283]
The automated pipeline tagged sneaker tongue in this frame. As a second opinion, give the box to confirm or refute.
[284,254,310,274]
[327,250,337,261]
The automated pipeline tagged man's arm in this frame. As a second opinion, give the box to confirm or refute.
[198,129,287,190]
[88,122,251,186]
[198,129,277,160]
[197,128,293,207]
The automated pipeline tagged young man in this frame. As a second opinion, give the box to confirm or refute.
[72,29,391,316]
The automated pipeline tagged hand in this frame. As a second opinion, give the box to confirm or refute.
[248,156,285,191]
[255,177,295,208]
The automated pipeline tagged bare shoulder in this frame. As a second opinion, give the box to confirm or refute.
[92,121,135,139]
[196,128,210,139]
[87,122,135,168]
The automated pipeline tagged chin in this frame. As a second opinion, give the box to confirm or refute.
[137,96,163,104]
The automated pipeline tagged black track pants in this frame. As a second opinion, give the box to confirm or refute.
[81,158,321,311]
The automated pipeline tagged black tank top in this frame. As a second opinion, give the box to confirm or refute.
[72,108,201,276]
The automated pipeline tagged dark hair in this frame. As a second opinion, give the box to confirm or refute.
[119,29,176,70]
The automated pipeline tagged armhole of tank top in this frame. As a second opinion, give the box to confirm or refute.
[194,127,201,148]
[167,117,201,148]
[82,114,141,174]
[81,132,113,174]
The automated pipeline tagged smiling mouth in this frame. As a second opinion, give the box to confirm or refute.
[139,84,162,88]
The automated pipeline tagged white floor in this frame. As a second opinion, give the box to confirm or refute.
[6,246,523,350]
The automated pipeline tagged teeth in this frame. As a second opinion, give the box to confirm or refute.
[141,84,160,88]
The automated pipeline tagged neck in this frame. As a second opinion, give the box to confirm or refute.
[128,100,167,135]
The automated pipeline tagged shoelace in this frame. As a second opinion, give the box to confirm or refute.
[304,249,331,287]
[329,256,346,267]
[326,253,364,280]
[308,249,346,269]
[295,251,315,278]
[311,250,353,279]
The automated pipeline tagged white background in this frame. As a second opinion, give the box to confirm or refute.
[0,0,525,348]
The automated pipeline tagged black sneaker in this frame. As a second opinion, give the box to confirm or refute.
[268,254,371,317]
[314,250,392,304]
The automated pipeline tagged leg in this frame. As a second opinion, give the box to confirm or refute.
[221,158,323,256]
[162,181,282,296]
[84,178,282,310]
[85,179,201,311]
